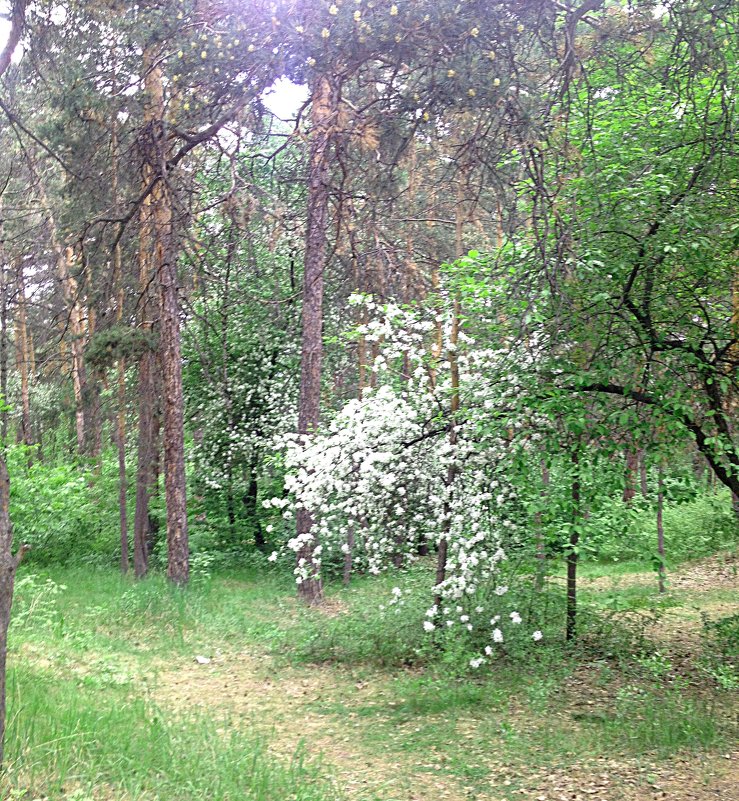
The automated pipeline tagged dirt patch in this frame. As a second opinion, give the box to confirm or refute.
[152,652,471,801]
[581,553,738,594]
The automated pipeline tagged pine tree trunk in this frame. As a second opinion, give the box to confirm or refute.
[295,74,337,605]
[133,345,154,578]
[0,264,7,445]
[149,109,189,587]
[26,145,90,456]
[14,259,32,450]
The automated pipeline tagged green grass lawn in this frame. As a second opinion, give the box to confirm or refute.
[3,556,737,800]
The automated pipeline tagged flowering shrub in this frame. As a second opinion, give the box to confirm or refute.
[267,295,545,666]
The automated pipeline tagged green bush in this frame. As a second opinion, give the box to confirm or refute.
[590,490,735,564]
[8,447,121,566]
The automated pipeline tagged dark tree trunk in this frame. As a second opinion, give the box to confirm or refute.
[566,448,580,642]
[110,94,129,573]
[535,459,550,590]
[657,466,666,593]
[83,379,102,460]
[147,403,161,559]
[117,376,129,573]
[227,468,236,533]
[295,74,338,605]
[243,468,264,550]
[0,456,28,767]
[133,347,154,578]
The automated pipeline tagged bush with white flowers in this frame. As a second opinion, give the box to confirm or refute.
[266,296,545,665]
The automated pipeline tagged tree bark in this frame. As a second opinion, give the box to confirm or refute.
[566,448,580,642]
[535,459,550,590]
[133,43,159,579]
[111,106,129,573]
[0,0,27,78]
[31,165,88,454]
[139,44,189,584]
[295,74,338,605]
[0,264,8,445]
[656,465,666,594]
[14,259,32,450]
[623,449,638,503]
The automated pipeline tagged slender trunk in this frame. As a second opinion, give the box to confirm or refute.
[295,74,337,605]
[535,459,550,590]
[14,259,31,450]
[343,524,355,587]
[434,190,465,607]
[146,403,161,560]
[133,48,157,577]
[0,265,7,445]
[112,109,129,572]
[61,247,86,454]
[0,456,28,767]
[638,449,648,498]
[566,448,580,642]
[243,468,264,550]
[657,466,666,594]
[27,158,88,453]
[133,347,153,578]
[117,369,129,573]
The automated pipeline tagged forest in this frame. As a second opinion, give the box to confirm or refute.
[0,0,736,799]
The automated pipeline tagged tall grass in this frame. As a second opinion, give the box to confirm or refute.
[3,666,338,801]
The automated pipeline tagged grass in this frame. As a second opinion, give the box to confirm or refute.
[5,556,738,800]
[2,665,337,801]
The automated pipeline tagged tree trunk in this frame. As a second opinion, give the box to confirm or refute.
[343,524,355,587]
[0,456,28,767]
[535,459,550,590]
[638,449,648,498]
[133,53,157,578]
[656,465,666,594]
[30,159,88,455]
[295,74,338,605]
[566,448,580,642]
[133,344,154,578]
[14,259,32,450]
[243,467,264,550]
[0,264,7,445]
[158,185,189,585]
[433,181,467,606]
[623,449,638,503]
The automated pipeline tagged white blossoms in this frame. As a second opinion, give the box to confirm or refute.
[263,294,543,669]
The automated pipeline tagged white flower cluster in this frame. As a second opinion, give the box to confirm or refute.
[268,296,545,663]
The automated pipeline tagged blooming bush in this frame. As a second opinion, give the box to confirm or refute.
[266,296,546,666]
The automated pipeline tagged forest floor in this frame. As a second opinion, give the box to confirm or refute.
[5,552,738,801]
